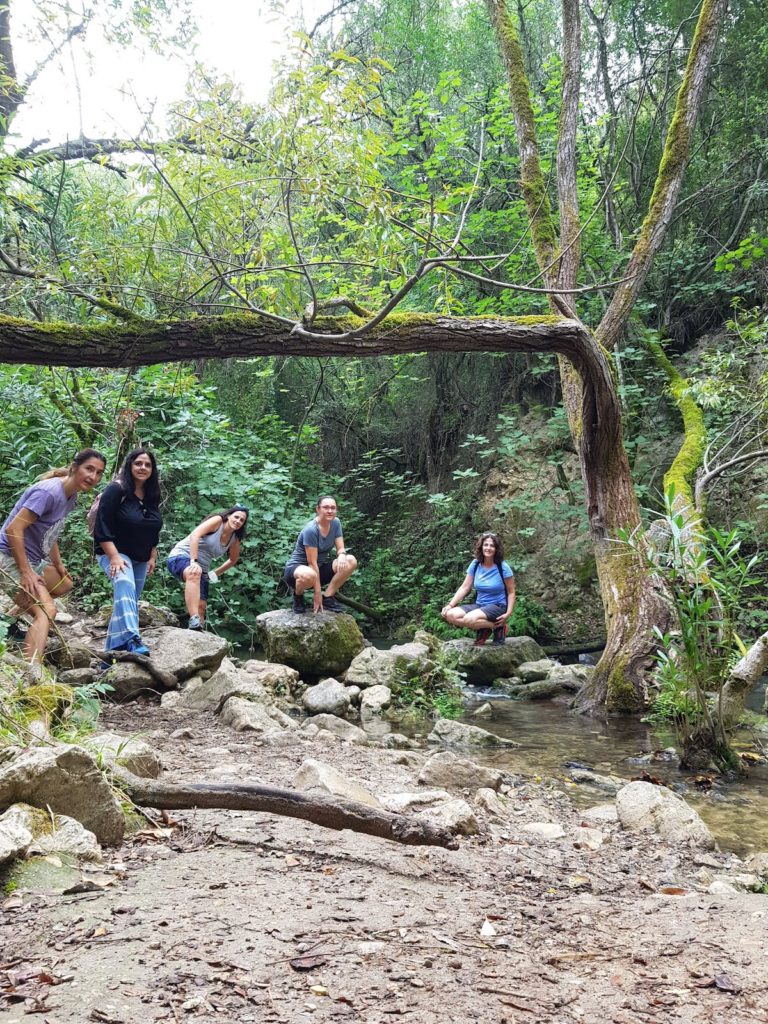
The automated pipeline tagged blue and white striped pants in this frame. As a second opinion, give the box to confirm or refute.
[98,554,149,651]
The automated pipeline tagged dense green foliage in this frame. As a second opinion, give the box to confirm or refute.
[0,0,765,657]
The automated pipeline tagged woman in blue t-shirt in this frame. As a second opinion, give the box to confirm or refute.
[441,532,516,646]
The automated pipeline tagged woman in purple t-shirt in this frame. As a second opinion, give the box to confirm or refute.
[0,448,106,669]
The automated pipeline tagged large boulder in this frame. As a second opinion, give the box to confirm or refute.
[178,658,277,711]
[138,602,179,628]
[346,642,432,693]
[418,750,504,792]
[84,732,162,778]
[442,636,545,685]
[360,684,393,716]
[616,780,715,848]
[0,745,124,845]
[45,637,94,670]
[240,659,302,699]
[303,677,351,716]
[255,610,364,677]
[142,626,229,681]
[101,662,158,702]
[427,718,518,748]
[0,803,101,863]
[303,714,369,744]
[294,758,380,807]
[517,659,557,682]
[219,697,298,734]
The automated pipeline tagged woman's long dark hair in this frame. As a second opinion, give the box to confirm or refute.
[118,448,161,507]
[215,505,249,540]
[473,532,505,570]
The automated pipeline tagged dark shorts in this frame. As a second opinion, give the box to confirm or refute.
[460,602,506,621]
[167,555,209,601]
[284,561,335,589]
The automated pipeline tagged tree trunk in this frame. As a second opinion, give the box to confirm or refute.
[720,632,768,730]
[114,768,458,849]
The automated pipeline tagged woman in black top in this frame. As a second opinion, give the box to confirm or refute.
[93,448,163,656]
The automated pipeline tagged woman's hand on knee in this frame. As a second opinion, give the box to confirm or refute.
[109,555,128,578]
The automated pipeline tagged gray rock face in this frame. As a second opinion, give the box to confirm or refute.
[522,821,566,840]
[428,718,518,749]
[240,660,301,697]
[143,627,229,681]
[616,780,715,848]
[418,750,504,792]
[0,745,124,845]
[85,732,162,778]
[547,665,591,690]
[569,769,626,794]
[303,678,351,716]
[45,637,93,670]
[293,758,380,807]
[579,803,619,826]
[418,798,479,836]
[346,643,432,693]
[360,684,393,716]
[58,667,99,687]
[303,714,369,744]
[137,602,179,628]
[517,659,557,682]
[178,658,272,711]
[504,679,573,700]
[442,636,545,685]
[0,803,101,863]
[101,662,158,702]
[219,697,297,734]
[377,790,452,813]
[256,609,365,676]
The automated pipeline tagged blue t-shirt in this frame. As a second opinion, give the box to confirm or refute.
[467,559,514,607]
[286,518,343,568]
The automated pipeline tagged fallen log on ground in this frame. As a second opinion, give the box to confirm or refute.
[91,649,178,690]
[114,768,459,850]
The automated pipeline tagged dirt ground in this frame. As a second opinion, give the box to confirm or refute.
[2,703,768,1024]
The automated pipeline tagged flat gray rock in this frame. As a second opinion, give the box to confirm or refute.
[428,718,518,748]
[616,780,715,849]
[442,636,545,685]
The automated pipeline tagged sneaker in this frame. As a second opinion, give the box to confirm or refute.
[6,620,28,642]
[126,638,150,656]
[321,595,343,614]
[472,628,492,648]
[188,615,202,631]
[492,623,508,646]
[291,592,306,615]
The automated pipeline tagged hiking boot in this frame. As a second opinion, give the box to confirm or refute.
[322,595,344,614]
[472,628,492,647]
[492,623,508,646]
[188,615,202,631]
[292,592,307,614]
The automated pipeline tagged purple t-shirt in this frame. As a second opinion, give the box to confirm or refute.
[0,478,76,565]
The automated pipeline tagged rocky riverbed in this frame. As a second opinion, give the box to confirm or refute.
[2,615,768,1022]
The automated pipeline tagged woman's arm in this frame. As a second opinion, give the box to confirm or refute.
[211,538,240,578]
[441,573,474,615]
[334,536,349,572]
[94,484,128,575]
[495,576,517,623]
[5,508,43,596]
[147,547,158,575]
[304,545,323,612]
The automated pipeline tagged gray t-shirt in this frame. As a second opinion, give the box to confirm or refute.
[0,478,76,565]
[169,522,234,572]
[286,518,343,568]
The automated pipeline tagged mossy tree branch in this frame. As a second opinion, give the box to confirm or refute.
[596,0,730,351]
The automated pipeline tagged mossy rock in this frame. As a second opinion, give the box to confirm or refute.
[442,636,546,685]
[255,610,365,677]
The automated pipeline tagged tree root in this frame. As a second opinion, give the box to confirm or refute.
[92,649,178,690]
[113,768,459,850]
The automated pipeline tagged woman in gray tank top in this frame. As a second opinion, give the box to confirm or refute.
[166,505,249,629]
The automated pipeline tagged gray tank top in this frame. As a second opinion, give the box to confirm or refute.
[169,522,234,571]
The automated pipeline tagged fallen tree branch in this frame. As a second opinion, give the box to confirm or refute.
[113,768,459,850]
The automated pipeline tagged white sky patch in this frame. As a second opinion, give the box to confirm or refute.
[8,0,328,148]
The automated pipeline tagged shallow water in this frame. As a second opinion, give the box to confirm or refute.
[452,691,768,857]
[236,638,768,856]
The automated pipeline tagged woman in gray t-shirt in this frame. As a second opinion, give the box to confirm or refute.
[283,495,358,614]
[166,505,249,629]
[0,447,106,669]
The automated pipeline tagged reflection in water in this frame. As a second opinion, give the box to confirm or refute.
[453,695,768,857]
